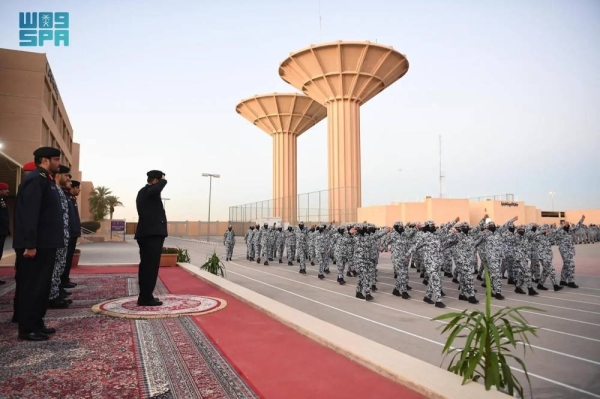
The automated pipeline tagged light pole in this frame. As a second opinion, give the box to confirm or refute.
[549,191,556,211]
[202,173,220,242]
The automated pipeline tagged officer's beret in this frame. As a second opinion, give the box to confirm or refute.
[23,161,36,172]
[57,165,70,174]
[33,147,61,158]
[0,183,8,190]
[71,180,81,188]
[147,170,164,179]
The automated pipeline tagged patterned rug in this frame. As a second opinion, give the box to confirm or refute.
[92,295,227,319]
[0,274,257,399]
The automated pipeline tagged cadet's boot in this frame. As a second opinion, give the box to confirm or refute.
[401,292,411,300]
[346,271,353,277]
[423,296,434,304]
[420,272,425,278]
[311,261,315,266]
[356,292,365,299]
[352,271,358,277]
[264,261,269,266]
[337,278,346,285]
[567,282,579,288]
[476,275,483,281]
[257,258,261,264]
[481,282,486,288]
[508,278,516,285]
[468,296,480,304]
[268,258,273,262]
[288,261,293,266]
[515,287,526,294]
[394,273,398,279]
[528,287,539,296]
[459,294,468,301]
[444,272,453,278]
[392,288,401,296]
[560,280,567,286]
[318,274,324,279]
[406,285,412,291]
[324,269,330,274]
[452,278,459,284]
[279,259,282,264]
[371,285,378,292]
[333,261,337,265]
[365,294,374,301]
[553,285,564,291]
[440,290,446,297]
[299,269,307,274]
[435,301,446,308]
[495,293,505,300]
[296,258,300,262]
[423,279,428,285]
[537,284,548,290]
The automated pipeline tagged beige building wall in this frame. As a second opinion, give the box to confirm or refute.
[80,181,94,222]
[0,48,92,222]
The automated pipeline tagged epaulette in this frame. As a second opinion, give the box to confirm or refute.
[39,171,47,178]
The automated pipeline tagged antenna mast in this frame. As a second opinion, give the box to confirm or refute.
[318,0,322,41]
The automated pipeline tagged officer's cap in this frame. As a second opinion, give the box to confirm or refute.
[71,180,81,188]
[147,170,164,179]
[23,161,36,172]
[0,182,8,190]
[33,147,61,159]
[57,165,70,174]
[424,220,434,226]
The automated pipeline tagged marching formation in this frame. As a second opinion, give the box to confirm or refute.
[233,214,589,309]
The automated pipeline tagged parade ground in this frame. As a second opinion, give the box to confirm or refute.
[166,237,600,399]
[1,238,598,398]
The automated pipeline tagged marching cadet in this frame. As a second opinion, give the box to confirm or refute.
[268,223,277,261]
[253,224,263,263]
[0,182,10,285]
[314,224,329,279]
[527,223,542,283]
[333,226,348,285]
[535,224,563,292]
[511,225,539,296]
[446,222,479,304]
[554,215,586,288]
[295,222,309,274]
[384,222,414,299]
[259,223,270,265]
[285,225,295,265]
[501,219,519,285]
[13,147,64,341]
[223,225,236,261]
[345,224,358,277]
[276,226,285,263]
[308,225,317,265]
[349,224,375,301]
[48,165,71,309]
[244,225,254,260]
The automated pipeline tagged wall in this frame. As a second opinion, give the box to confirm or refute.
[427,197,470,224]
[80,181,95,222]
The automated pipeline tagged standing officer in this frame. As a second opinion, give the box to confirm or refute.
[0,182,10,284]
[135,170,168,306]
[13,147,63,341]
[61,179,81,289]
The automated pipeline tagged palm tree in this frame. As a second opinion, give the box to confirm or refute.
[106,195,124,220]
[88,186,112,221]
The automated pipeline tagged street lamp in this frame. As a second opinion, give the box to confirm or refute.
[202,173,220,242]
[549,191,556,211]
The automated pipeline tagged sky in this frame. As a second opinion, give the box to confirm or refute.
[1,0,599,222]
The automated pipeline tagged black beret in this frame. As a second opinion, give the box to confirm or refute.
[71,180,81,188]
[147,170,164,179]
[33,147,61,158]
[58,165,70,174]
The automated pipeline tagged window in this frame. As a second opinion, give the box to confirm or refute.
[44,82,51,112]
[41,121,50,146]
[52,98,57,120]
[541,211,560,218]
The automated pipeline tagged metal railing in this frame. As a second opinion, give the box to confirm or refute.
[468,193,515,202]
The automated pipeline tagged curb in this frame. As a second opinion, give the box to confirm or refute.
[178,263,507,399]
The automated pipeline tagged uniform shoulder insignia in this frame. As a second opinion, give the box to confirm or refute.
[39,172,46,178]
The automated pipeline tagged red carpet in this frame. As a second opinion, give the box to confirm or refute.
[159,267,424,399]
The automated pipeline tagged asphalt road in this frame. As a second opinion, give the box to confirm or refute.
[166,236,600,399]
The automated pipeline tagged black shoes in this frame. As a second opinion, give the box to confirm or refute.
[515,287,526,294]
[48,298,70,309]
[137,298,163,306]
[371,285,378,292]
[537,284,548,291]
[423,297,434,304]
[318,274,324,280]
[299,269,307,275]
[392,288,401,296]
[288,261,293,266]
[553,285,564,291]
[356,292,365,299]
[495,293,505,300]
[401,292,411,300]
[365,294,374,301]
[19,332,49,341]
[64,281,77,289]
[337,278,346,285]
[264,261,269,266]
[435,302,446,308]
[324,269,330,274]
[528,287,539,296]
[567,282,579,288]
[41,326,56,335]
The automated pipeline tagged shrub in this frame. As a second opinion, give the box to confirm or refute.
[81,221,101,233]
[177,248,191,263]
[161,247,179,254]
[199,251,226,277]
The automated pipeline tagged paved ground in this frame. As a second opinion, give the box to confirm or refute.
[163,237,600,399]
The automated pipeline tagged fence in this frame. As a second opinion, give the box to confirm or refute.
[228,187,359,227]
[468,193,515,202]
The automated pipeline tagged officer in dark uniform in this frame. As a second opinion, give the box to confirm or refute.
[61,179,81,290]
[135,170,168,306]
[13,147,63,341]
[0,182,10,285]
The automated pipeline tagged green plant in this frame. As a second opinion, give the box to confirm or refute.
[177,248,191,263]
[88,186,123,221]
[74,249,81,254]
[199,251,226,277]
[432,268,541,398]
[81,220,101,233]
[106,195,123,219]
[161,247,179,254]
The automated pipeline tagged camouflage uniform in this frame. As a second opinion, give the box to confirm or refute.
[474,218,510,299]
[295,223,309,273]
[511,226,538,295]
[244,227,255,260]
[285,226,296,265]
[345,225,357,277]
[314,224,330,278]
[260,225,270,265]
[350,224,374,301]
[527,224,542,282]
[333,227,348,284]
[553,218,584,286]
[275,227,285,263]
[223,226,236,261]
[536,225,562,291]
[308,227,316,265]
[49,188,70,302]
[368,226,387,290]
[268,226,277,260]
[252,225,262,262]
[384,222,414,298]
[501,222,517,283]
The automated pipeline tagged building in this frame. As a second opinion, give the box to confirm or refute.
[0,48,93,230]
[357,196,600,226]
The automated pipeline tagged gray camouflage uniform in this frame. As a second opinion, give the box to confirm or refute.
[223,226,236,261]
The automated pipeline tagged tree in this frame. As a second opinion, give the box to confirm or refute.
[88,186,123,221]
[106,195,123,220]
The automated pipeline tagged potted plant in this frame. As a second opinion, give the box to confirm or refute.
[160,247,179,267]
[177,247,191,263]
[72,248,81,268]
[432,268,541,398]
[199,251,226,277]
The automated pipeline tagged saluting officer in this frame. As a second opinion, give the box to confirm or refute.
[135,170,168,306]
[0,182,10,285]
[13,147,63,341]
